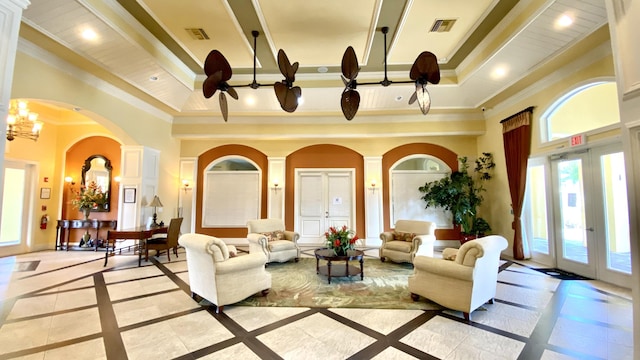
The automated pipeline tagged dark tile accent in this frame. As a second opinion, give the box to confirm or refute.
[13,260,40,272]
[94,272,128,360]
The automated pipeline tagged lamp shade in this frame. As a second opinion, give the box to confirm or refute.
[148,195,163,208]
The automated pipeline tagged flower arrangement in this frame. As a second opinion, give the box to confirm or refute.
[325,225,359,255]
[71,181,106,211]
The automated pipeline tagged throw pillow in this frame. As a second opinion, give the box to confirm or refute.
[261,231,285,242]
[442,248,458,261]
[393,231,415,242]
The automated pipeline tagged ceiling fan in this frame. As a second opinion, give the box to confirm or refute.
[340,26,441,120]
[202,30,302,121]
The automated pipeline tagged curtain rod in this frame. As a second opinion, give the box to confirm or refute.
[499,106,535,123]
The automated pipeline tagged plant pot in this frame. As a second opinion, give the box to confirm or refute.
[460,233,482,245]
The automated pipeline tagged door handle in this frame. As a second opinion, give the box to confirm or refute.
[586,227,594,232]
[325,211,329,218]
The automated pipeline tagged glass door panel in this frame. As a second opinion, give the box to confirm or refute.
[557,158,589,264]
[595,148,631,286]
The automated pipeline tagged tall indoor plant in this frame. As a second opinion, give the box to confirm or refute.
[418,153,495,238]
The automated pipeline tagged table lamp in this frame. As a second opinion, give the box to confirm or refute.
[149,195,163,227]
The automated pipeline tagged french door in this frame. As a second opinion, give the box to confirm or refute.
[550,144,630,286]
[295,169,355,245]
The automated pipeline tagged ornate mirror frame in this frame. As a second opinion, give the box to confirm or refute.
[81,154,112,212]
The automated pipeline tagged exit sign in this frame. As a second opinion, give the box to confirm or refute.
[570,134,586,147]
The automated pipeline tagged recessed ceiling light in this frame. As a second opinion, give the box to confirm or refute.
[297,96,304,105]
[81,29,97,40]
[73,107,82,112]
[556,14,573,28]
[491,66,508,79]
[317,66,328,73]
[149,75,159,81]
[245,96,256,106]
[395,95,403,102]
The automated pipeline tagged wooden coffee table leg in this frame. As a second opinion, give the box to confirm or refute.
[327,260,332,284]
[360,258,364,280]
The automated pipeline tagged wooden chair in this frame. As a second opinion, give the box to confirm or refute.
[145,217,183,262]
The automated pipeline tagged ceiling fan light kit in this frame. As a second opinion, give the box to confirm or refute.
[203,27,439,121]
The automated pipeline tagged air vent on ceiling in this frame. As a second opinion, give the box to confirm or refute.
[186,28,210,40]
[430,19,457,33]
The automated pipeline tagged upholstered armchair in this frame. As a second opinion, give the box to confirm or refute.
[408,235,508,320]
[178,233,271,313]
[379,219,436,264]
[246,219,300,264]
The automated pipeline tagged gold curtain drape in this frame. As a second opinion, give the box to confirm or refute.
[501,107,534,260]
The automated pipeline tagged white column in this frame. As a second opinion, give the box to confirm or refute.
[364,156,383,246]
[604,0,640,354]
[0,0,30,233]
[179,158,197,233]
[267,157,285,220]
[119,146,160,229]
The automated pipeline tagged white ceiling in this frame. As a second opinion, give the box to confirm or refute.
[18,0,609,124]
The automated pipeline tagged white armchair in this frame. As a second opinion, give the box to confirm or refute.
[408,235,508,320]
[379,219,436,264]
[247,219,300,264]
[178,233,271,313]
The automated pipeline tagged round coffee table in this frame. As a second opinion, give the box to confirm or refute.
[314,248,364,284]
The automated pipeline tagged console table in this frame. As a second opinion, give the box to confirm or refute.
[56,219,118,251]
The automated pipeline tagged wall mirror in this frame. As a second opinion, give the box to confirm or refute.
[82,154,112,211]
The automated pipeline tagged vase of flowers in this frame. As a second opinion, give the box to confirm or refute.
[71,181,107,218]
[325,225,358,256]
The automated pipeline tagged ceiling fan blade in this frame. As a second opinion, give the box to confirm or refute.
[341,46,359,80]
[204,50,233,81]
[274,82,300,112]
[409,51,440,84]
[408,91,417,105]
[226,86,239,100]
[277,49,297,83]
[219,92,229,122]
[415,84,432,115]
[341,90,360,120]
[202,71,223,98]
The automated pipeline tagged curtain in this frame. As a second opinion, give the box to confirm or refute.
[501,107,533,260]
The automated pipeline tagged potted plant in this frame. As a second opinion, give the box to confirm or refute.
[418,153,494,241]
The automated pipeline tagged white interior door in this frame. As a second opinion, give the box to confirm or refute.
[296,169,354,245]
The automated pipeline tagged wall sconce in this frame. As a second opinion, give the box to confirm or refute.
[181,179,192,192]
[368,179,378,192]
[271,180,281,192]
[64,176,75,186]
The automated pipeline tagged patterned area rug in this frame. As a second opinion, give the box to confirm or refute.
[235,257,443,310]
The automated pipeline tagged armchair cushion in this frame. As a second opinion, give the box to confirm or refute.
[384,240,413,252]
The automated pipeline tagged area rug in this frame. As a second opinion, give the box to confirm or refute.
[235,257,443,310]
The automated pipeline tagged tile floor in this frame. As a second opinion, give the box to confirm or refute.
[0,247,633,359]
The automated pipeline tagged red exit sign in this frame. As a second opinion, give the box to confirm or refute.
[570,134,586,147]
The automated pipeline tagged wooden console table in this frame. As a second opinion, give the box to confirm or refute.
[56,219,118,251]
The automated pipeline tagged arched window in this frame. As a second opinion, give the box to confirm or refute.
[390,155,452,227]
[542,81,619,142]
[202,156,261,227]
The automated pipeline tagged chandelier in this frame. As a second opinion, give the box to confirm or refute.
[6,100,43,141]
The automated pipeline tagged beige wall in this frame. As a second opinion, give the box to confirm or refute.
[479,53,617,257]
[2,51,180,254]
